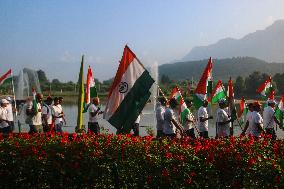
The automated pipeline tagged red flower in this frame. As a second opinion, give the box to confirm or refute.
[190,171,196,177]
[185,177,192,185]
[165,152,172,159]
[147,175,153,183]
[162,169,169,177]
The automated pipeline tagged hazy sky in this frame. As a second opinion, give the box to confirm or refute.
[1,0,284,82]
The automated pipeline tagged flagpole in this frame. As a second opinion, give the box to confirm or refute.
[154,83,168,102]
[221,84,244,133]
[11,71,17,116]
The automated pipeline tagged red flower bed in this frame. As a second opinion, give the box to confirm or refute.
[0,133,283,188]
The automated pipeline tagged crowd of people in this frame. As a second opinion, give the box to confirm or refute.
[1,94,283,139]
[155,97,284,140]
[0,94,67,134]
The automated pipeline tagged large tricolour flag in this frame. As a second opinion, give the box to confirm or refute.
[256,76,272,97]
[210,80,226,103]
[103,45,154,133]
[0,69,12,86]
[193,57,213,108]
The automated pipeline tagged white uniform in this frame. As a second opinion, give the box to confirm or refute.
[6,103,13,122]
[263,106,276,129]
[42,104,53,124]
[198,106,209,132]
[216,108,230,137]
[155,103,165,131]
[163,108,176,135]
[31,103,42,125]
[248,111,263,137]
[88,104,99,123]
[52,105,63,125]
[0,107,9,128]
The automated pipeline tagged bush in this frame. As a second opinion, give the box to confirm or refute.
[0,133,283,188]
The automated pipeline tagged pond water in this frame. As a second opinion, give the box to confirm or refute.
[16,102,284,138]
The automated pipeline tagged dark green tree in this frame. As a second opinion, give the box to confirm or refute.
[235,76,245,97]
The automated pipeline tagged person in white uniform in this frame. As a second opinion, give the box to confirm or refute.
[42,96,53,133]
[5,97,15,132]
[216,99,231,138]
[249,101,265,138]
[0,99,11,134]
[241,103,254,136]
[155,97,167,138]
[263,100,280,140]
[197,100,213,138]
[52,97,64,133]
[163,98,184,139]
[26,93,43,133]
[88,97,103,134]
[182,99,195,139]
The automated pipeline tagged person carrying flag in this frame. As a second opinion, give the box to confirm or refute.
[263,99,280,140]
[197,100,213,138]
[182,99,196,139]
[42,96,53,133]
[247,101,265,138]
[216,99,231,138]
[26,93,43,134]
[241,103,254,136]
[155,97,167,138]
[88,97,103,134]
[163,98,184,139]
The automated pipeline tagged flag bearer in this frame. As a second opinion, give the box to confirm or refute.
[263,100,280,140]
[88,97,103,134]
[197,100,213,138]
[216,99,231,138]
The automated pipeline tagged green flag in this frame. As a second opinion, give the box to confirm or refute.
[76,55,85,132]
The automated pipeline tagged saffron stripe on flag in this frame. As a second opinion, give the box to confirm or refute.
[108,71,154,131]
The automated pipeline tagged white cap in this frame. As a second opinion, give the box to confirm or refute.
[6,96,11,101]
[267,99,276,104]
[1,99,9,104]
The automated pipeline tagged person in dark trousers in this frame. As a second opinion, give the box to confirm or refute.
[88,97,103,134]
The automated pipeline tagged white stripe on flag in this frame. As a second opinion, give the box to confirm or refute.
[104,59,144,120]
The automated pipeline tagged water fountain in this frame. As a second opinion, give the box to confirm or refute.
[14,68,42,132]
[15,68,41,100]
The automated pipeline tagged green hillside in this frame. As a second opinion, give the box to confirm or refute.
[159,57,284,81]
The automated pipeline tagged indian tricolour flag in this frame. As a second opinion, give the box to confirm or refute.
[103,45,154,133]
[210,80,226,103]
[275,94,284,129]
[170,87,187,124]
[256,76,272,97]
[83,66,97,113]
[0,69,12,86]
[193,57,213,108]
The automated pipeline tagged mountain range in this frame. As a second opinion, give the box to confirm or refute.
[158,57,284,81]
[182,20,284,63]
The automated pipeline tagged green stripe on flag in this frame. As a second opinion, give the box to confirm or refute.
[275,108,283,129]
[193,94,203,109]
[1,77,12,86]
[212,91,226,103]
[90,86,98,98]
[109,71,154,133]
